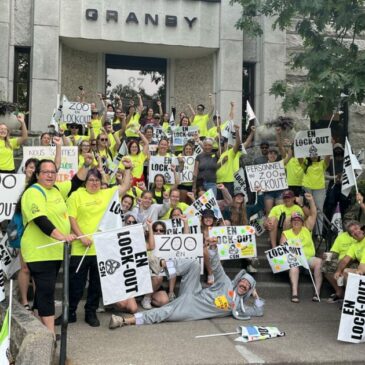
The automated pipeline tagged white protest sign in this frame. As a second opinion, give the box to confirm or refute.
[245,160,288,192]
[94,225,152,305]
[265,244,307,273]
[0,174,25,222]
[171,126,199,146]
[22,146,78,182]
[338,273,365,343]
[249,211,266,237]
[294,128,332,158]
[179,156,195,183]
[148,156,178,185]
[153,234,204,274]
[233,168,248,198]
[150,127,165,143]
[235,326,285,343]
[0,234,20,278]
[62,101,91,124]
[149,144,158,156]
[163,217,201,235]
[184,189,223,220]
[194,143,202,156]
[209,226,256,260]
[98,190,125,231]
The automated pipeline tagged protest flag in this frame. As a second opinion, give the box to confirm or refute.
[331,203,343,233]
[341,137,362,197]
[245,101,257,130]
[0,309,10,365]
[49,109,59,133]
[169,111,175,127]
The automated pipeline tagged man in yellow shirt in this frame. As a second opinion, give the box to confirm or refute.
[335,221,365,283]
[266,190,304,248]
[188,93,214,139]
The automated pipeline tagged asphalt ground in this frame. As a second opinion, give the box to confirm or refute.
[54,297,365,365]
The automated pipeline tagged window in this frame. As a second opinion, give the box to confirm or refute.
[13,47,31,126]
[105,55,166,113]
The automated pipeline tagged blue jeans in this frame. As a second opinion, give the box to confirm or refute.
[203,182,217,198]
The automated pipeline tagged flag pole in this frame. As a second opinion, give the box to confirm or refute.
[8,279,13,352]
[307,267,321,302]
[75,247,90,274]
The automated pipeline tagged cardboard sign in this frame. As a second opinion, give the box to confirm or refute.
[184,189,223,220]
[171,126,199,146]
[94,225,152,305]
[265,244,307,273]
[0,174,26,222]
[338,273,365,343]
[153,234,204,274]
[0,234,20,278]
[209,226,257,260]
[245,161,288,192]
[294,128,332,158]
[179,156,195,183]
[63,101,91,124]
[148,156,179,185]
[22,146,78,182]
[233,168,248,198]
[163,217,201,235]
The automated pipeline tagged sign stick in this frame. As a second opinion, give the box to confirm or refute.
[8,279,13,350]
[37,227,124,249]
[307,268,321,302]
[75,247,90,274]
[195,331,239,339]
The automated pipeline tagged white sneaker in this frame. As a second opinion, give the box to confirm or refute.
[247,264,257,273]
[141,295,152,310]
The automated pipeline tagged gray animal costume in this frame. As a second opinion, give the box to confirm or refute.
[137,248,264,325]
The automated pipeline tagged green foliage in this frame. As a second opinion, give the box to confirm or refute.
[231,0,365,120]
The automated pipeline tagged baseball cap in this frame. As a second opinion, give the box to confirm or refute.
[282,190,295,199]
[291,212,304,222]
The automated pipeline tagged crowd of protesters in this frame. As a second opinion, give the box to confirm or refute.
[0,89,364,337]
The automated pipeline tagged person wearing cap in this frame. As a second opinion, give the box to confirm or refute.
[66,122,89,146]
[108,237,264,329]
[266,189,305,248]
[279,193,323,303]
[188,94,214,139]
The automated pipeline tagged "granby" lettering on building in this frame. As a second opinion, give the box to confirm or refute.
[86,9,198,29]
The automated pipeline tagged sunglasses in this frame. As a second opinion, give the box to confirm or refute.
[100,138,108,142]
[126,220,137,225]
[91,143,97,146]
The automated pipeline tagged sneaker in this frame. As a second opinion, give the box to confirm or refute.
[247,264,257,273]
[141,295,152,310]
[109,314,126,330]
[55,312,76,326]
[85,313,100,327]
[168,292,176,302]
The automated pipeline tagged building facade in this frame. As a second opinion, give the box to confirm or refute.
[0,0,363,147]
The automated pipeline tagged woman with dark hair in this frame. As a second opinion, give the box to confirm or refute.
[55,159,132,327]
[0,113,28,172]
[20,155,92,336]
[40,132,52,147]
[120,130,150,186]
[150,174,168,204]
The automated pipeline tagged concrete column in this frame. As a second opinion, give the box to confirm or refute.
[256,16,286,124]
[30,0,60,131]
[216,0,243,123]
[0,1,11,101]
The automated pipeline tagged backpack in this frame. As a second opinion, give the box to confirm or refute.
[7,185,46,249]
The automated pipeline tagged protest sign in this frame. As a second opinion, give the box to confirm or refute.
[233,168,248,198]
[342,137,363,197]
[294,128,332,158]
[94,225,152,305]
[171,126,199,146]
[245,161,288,192]
[265,244,307,273]
[148,156,178,185]
[184,189,223,220]
[163,217,201,235]
[62,100,91,124]
[150,126,165,144]
[22,146,78,182]
[338,273,365,343]
[0,174,25,222]
[249,211,266,237]
[149,144,158,156]
[0,234,20,279]
[235,326,285,343]
[179,156,195,183]
[153,233,204,273]
[98,190,125,231]
[194,143,202,156]
[209,226,256,260]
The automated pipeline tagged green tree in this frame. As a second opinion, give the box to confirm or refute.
[231,0,365,120]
